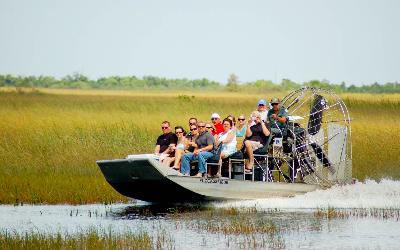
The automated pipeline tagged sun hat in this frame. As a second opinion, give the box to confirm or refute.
[211,113,220,119]
[270,98,280,104]
[258,99,267,106]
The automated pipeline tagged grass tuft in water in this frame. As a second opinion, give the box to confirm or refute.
[0,228,175,250]
[314,207,400,220]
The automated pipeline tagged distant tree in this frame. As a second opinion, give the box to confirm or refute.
[37,76,57,88]
[97,76,120,89]
[3,73,400,93]
[340,82,346,92]
[281,78,300,90]
[226,73,239,92]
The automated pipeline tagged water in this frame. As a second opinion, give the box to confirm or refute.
[218,178,400,209]
[1,179,400,249]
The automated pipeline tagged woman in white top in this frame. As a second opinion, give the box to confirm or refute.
[217,118,237,159]
[210,118,236,177]
[171,126,187,171]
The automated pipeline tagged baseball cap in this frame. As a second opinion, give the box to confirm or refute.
[270,98,280,104]
[211,113,220,119]
[257,99,267,106]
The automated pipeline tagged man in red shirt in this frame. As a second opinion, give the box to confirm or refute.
[211,113,224,136]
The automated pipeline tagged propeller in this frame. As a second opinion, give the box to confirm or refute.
[310,142,332,168]
[307,94,326,135]
[306,95,335,173]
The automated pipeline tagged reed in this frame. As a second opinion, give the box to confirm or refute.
[170,206,290,249]
[314,207,400,220]
[0,229,176,250]
[0,88,399,204]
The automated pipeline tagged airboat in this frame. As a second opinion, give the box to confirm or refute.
[97,87,353,203]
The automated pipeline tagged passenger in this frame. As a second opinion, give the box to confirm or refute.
[235,114,247,150]
[208,118,236,177]
[188,117,197,129]
[244,112,270,171]
[236,114,247,137]
[210,113,224,135]
[171,126,187,171]
[217,118,237,159]
[226,114,236,133]
[255,99,269,122]
[205,122,216,140]
[186,123,199,153]
[267,98,288,136]
[185,117,198,142]
[181,121,215,177]
[227,115,236,127]
[154,121,177,165]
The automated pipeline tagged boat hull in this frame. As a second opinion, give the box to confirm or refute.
[97,155,320,203]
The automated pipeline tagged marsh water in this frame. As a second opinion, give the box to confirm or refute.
[1,179,400,249]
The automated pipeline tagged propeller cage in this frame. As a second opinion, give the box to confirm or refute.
[263,87,352,187]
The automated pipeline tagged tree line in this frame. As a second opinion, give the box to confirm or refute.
[0,73,399,93]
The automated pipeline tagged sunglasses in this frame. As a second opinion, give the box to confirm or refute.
[206,126,213,129]
[190,128,197,131]
[238,118,245,121]
[258,104,265,106]
[211,118,218,120]
[189,122,196,125]
[161,126,169,129]
[198,125,205,128]
[272,103,279,106]
[175,131,183,134]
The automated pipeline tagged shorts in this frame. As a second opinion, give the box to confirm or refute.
[247,140,264,151]
[221,148,236,157]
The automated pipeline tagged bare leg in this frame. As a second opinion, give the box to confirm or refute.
[216,154,226,177]
[245,141,254,170]
[173,149,183,170]
[162,156,175,167]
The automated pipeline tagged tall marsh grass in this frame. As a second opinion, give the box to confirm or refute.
[0,229,174,250]
[0,89,399,204]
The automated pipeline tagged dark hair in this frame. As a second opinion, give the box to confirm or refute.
[174,126,186,136]
[222,118,233,127]
[227,115,236,124]
[188,117,197,123]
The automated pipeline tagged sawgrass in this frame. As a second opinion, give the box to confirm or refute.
[0,229,174,250]
[0,88,399,204]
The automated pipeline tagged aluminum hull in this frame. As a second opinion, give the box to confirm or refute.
[97,155,319,203]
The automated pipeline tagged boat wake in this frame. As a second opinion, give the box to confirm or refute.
[217,178,400,210]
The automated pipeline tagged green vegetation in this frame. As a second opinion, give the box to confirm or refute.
[0,88,399,204]
[314,207,400,220]
[0,229,174,250]
[1,73,399,93]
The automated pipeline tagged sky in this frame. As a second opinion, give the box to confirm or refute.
[0,0,399,85]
